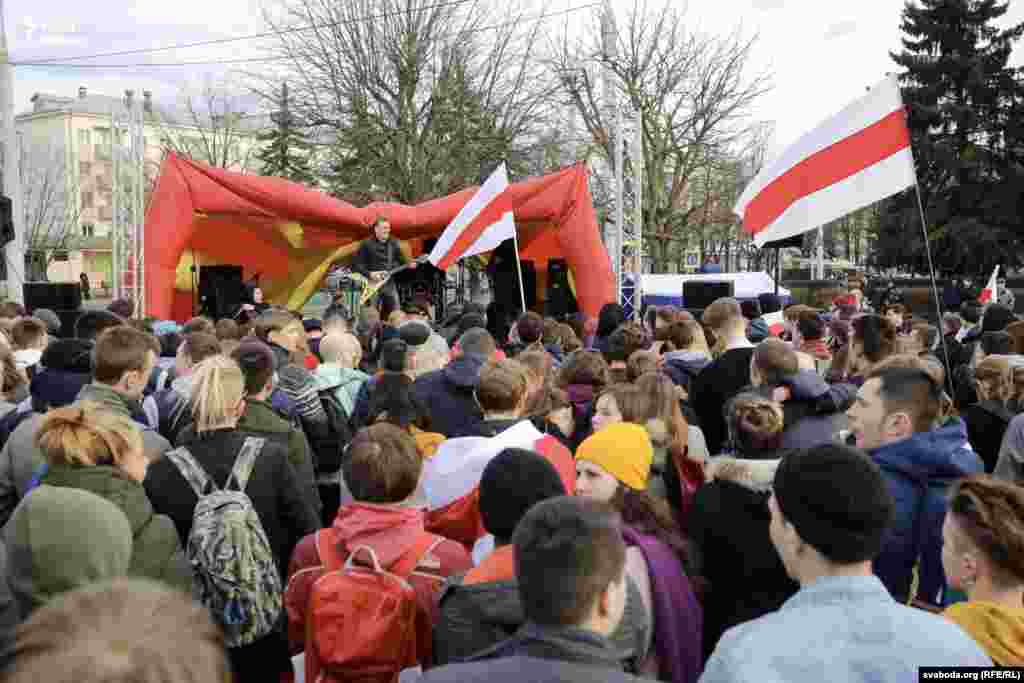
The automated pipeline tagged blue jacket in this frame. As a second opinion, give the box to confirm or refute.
[869,419,983,605]
[410,354,487,438]
[700,575,990,683]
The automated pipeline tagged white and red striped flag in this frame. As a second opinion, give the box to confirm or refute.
[979,266,1000,304]
[735,76,916,246]
[428,163,517,270]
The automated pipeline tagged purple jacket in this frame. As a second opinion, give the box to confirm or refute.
[622,526,702,683]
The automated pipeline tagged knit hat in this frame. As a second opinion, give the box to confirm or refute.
[398,321,431,350]
[303,319,323,333]
[152,320,181,337]
[575,423,654,491]
[33,308,61,335]
[479,448,567,542]
[772,444,895,563]
[982,304,1016,334]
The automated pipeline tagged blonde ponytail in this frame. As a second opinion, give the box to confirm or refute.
[189,355,245,434]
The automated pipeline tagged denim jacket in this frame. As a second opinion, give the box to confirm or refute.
[700,575,990,683]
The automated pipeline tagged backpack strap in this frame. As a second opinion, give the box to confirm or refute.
[391,534,445,579]
[315,529,348,571]
[165,446,215,498]
[227,437,266,492]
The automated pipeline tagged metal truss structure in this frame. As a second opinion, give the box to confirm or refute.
[110,91,146,315]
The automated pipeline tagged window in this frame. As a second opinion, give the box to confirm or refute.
[78,129,91,147]
[81,191,94,209]
[81,223,95,238]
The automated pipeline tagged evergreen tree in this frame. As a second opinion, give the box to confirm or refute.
[876,0,1024,275]
[256,83,316,186]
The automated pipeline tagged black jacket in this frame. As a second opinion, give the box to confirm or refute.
[689,457,799,659]
[690,347,756,455]
[422,624,645,683]
[962,401,1014,473]
[411,355,488,437]
[143,428,319,579]
[351,237,407,277]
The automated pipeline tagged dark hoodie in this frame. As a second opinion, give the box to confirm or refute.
[661,351,712,394]
[411,354,488,437]
[870,419,984,604]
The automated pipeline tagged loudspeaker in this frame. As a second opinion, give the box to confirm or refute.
[546,259,578,318]
[682,280,735,310]
[198,265,246,320]
[24,282,82,312]
[488,240,536,312]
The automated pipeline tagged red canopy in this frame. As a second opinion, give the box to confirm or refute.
[144,154,615,321]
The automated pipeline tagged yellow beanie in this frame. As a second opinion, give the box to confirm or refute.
[575,423,654,491]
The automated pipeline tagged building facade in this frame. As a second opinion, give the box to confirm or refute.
[15,86,263,290]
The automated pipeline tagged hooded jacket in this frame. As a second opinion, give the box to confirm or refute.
[38,463,191,593]
[747,318,770,344]
[285,503,471,656]
[236,399,321,518]
[661,351,712,394]
[266,342,329,435]
[422,624,646,683]
[870,419,984,604]
[0,383,170,530]
[312,363,368,418]
[689,456,799,657]
[411,354,488,437]
[4,485,133,619]
[945,601,1024,666]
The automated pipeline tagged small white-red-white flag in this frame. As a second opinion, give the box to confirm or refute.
[979,266,1000,304]
[428,163,517,270]
[735,76,917,247]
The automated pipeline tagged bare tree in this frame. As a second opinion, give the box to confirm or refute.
[19,140,82,281]
[257,0,556,203]
[153,79,265,171]
[550,0,771,271]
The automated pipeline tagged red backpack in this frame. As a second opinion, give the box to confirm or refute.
[305,531,443,683]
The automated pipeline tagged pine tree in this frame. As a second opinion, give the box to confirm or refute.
[256,83,317,186]
[876,0,1024,275]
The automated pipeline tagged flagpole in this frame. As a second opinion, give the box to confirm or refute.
[511,226,527,314]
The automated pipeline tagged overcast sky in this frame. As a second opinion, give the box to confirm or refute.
[7,0,1024,157]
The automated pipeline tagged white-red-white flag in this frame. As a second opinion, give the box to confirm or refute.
[979,266,1000,304]
[428,163,517,270]
[735,76,916,247]
[763,311,785,337]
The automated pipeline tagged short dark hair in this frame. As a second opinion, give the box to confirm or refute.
[596,303,626,338]
[181,333,221,366]
[477,360,529,413]
[867,366,941,433]
[852,315,898,364]
[107,298,135,319]
[740,300,762,320]
[379,338,410,372]
[182,316,216,336]
[753,338,799,385]
[513,497,626,626]
[231,341,277,395]
[517,312,544,344]
[981,331,1013,357]
[961,301,983,325]
[458,328,496,357]
[323,305,349,330]
[214,318,240,341]
[93,326,160,384]
[797,313,825,341]
[344,424,421,504]
[74,310,124,342]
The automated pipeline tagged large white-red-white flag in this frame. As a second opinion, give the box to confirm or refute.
[428,163,517,270]
[979,266,1000,304]
[735,76,916,247]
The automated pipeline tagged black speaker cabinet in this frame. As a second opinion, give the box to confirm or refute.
[682,280,735,310]
[198,265,246,321]
[24,282,82,312]
[546,259,578,319]
[491,259,536,312]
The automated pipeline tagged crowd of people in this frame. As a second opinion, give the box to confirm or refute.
[0,283,1020,682]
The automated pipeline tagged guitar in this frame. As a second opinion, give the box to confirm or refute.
[351,255,429,306]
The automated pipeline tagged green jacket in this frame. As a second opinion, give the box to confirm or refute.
[39,464,191,594]
[237,399,322,517]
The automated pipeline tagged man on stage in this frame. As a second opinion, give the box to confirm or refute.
[352,216,415,313]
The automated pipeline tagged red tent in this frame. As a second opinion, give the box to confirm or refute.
[144,154,615,321]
